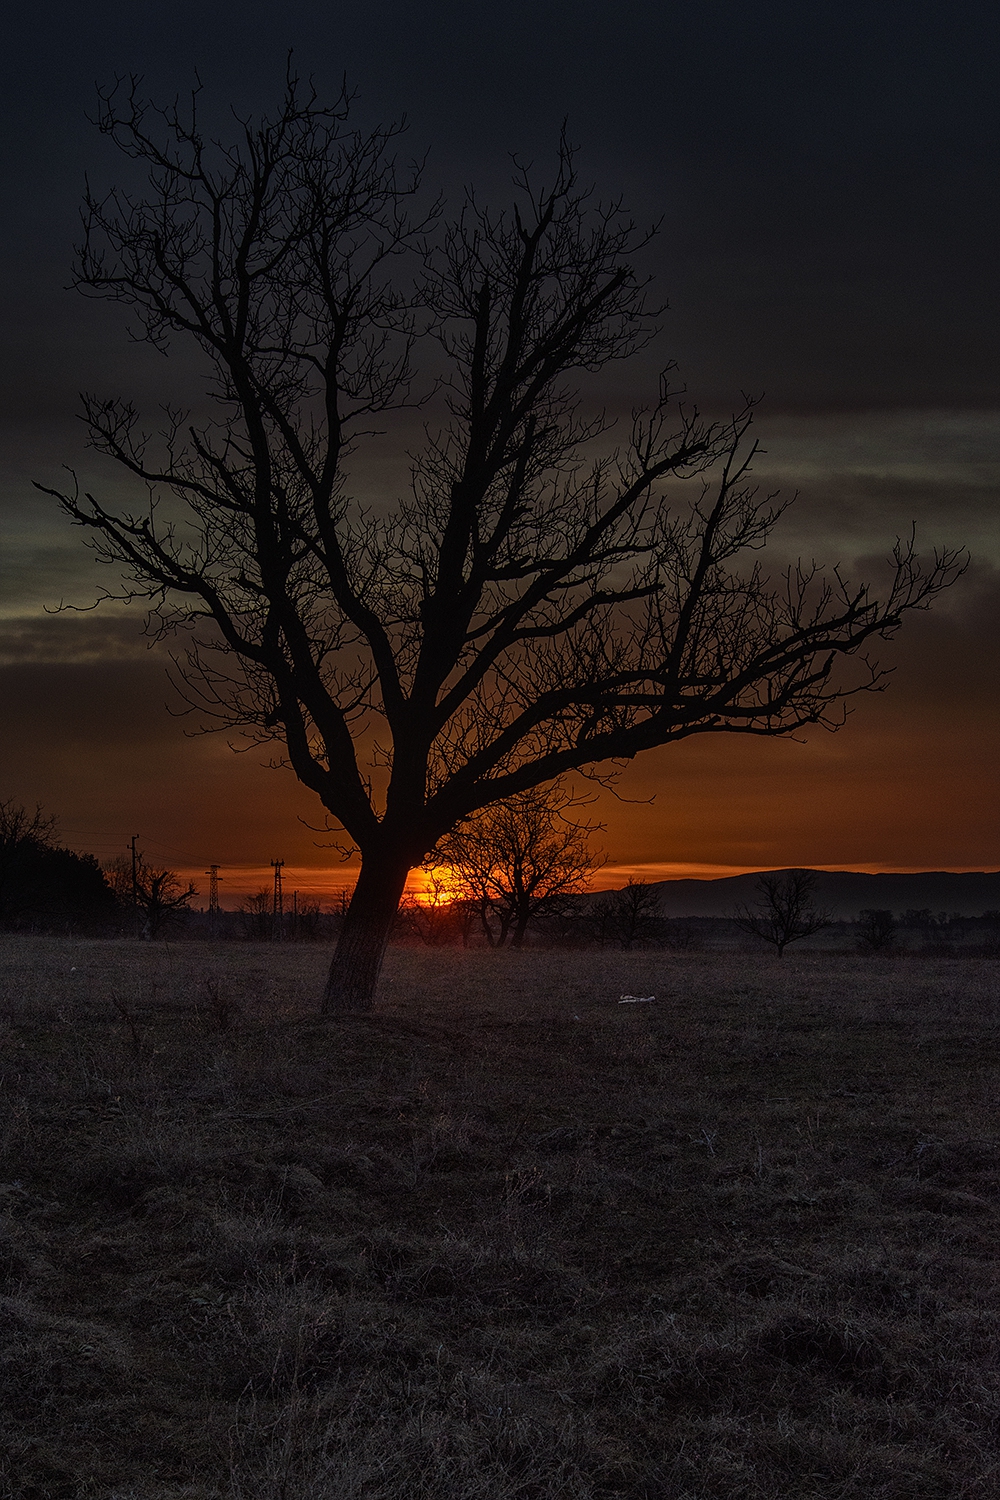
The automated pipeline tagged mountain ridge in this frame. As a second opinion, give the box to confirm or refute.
[620,869,1000,920]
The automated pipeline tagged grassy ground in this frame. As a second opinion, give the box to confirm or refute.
[1,937,998,1499]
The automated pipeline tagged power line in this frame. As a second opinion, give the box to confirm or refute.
[60,828,221,866]
[133,835,222,865]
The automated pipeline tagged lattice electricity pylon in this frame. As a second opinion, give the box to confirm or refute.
[206,864,222,938]
[271,859,285,941]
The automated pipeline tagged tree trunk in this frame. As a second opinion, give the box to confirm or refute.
[510,909,531,949]
[322,852,411,1013]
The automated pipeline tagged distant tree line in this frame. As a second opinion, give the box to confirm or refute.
[854,907,1000,956]
[237,890,325,942]
[4,795,997,953]
[0,800,201,937]
[0,801,115,933]
[236,888,999,954]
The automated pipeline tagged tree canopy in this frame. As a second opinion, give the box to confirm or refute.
[38,75,964,1008]
[0,800,116,931]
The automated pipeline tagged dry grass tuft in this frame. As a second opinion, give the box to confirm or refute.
[0,936,998,1496]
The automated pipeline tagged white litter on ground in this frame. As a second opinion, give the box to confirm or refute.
[619,994,655,1003]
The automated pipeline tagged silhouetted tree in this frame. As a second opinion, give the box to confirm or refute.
[40,75,964,1010]
[0,801,57,925]
[857,908,897,954]
[899,908,957,949]
[398,872,468,947]
[140,867,197,937]
[103,850,196,937]
[734,870,831,958]
[0,800,115,930]
[238,889,273,940]
[289,896,322,940]
[592,878,663,949]
[433,781,601,948]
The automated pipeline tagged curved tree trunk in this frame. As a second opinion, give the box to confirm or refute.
[322,852,411,1013]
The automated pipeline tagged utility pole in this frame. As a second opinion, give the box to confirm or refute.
[271,859,285,942]
[130,835,140,939]
[291,889,298,942]
[206,864,222,940]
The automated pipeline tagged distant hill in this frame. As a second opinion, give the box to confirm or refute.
[627,870,1000,920]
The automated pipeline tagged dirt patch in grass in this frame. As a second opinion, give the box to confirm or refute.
[0,937,998,1497]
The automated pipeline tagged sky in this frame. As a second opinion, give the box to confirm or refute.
[1,0,997,903]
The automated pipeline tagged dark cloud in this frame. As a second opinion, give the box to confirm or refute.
[0,610,156,665]
[0,657,186,748]
[864,559,1000,711]
[2,1,999,413]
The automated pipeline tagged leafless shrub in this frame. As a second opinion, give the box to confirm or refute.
[591,878,663,948]
[734,870,832,957]
[201,975,241,1032]
[857,908,899,954]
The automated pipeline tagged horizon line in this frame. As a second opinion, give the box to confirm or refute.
[156,859,1000,909]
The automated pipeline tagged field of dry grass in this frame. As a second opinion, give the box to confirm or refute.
[1,936,998,1498]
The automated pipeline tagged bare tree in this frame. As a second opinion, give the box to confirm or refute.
[38,75,964,1010]
[398,870,465,946]
[289,895,323,941]
[856,908,898,954]
[0,801,58,923]
[0,800,57,849]
[0,801,114,930]
[734,870,831,958]
[140,867,197,938]
[238,889,273,940]
[434,781,601,948]
[591,878,663,949]
[103,850,197,937]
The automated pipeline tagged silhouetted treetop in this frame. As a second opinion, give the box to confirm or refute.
[0,800,115,931]
[38,75,965,1009]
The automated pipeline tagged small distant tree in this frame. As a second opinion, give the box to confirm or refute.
[238,889,273,940]
[592,878,663,949]
[433,782,602,948]
[857,908,897,954]
[102,854,130,904]
[141,867,197,937]
[976,911,1000,955]
[900,908,955,948]
[734,870,831,958]
[290,896,323,940]
[399,871,465,946]
[103,850,196,937]
[661,920,700,952]
[333,888,354,934]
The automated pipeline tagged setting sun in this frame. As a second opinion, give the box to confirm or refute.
[408,866,467,906]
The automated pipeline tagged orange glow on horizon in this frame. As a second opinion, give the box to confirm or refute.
[406,866,467,906]
[167,858,999,910]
